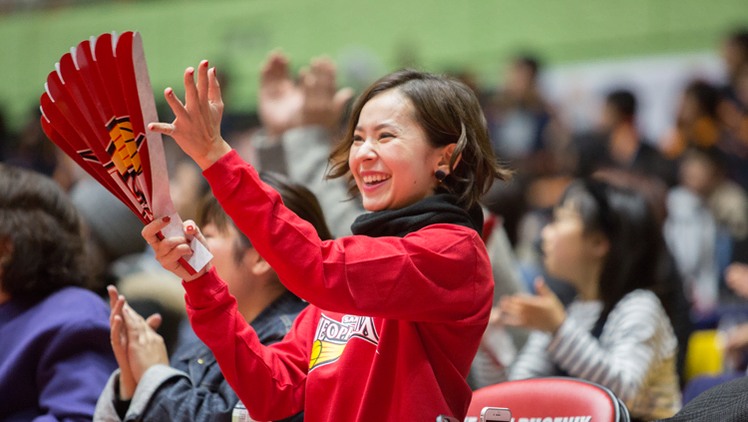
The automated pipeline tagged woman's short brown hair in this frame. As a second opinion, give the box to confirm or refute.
[327,69,510,209]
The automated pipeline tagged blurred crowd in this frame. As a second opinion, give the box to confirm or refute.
[3,26,748,422]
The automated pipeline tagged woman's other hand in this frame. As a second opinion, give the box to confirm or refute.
[148,60,231,170]
[142,217,211,282]
[500,277,567,334]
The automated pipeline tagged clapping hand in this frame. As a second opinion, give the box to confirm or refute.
[500,277,567,334]
[122,301,168,384]
[107,285,163,400]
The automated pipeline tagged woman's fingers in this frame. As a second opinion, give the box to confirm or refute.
[141,216,172,245]
[183,67,199,110]
[148,122,174,136]
[197,60,210,109]
[208,67,223,108]
[183,220,209,247]
[156,242,194,272]
[162,87,188,120]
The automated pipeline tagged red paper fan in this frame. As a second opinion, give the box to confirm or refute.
[41,31,211,274]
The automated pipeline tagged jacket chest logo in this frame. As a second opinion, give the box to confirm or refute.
[309,313,379,372]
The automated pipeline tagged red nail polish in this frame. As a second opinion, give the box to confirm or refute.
[163,216,171,223]
[186,225,195,232]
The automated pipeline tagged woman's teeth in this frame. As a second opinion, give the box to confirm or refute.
[363,174,391,184]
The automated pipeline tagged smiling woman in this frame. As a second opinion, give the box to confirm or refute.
[142,62,507,422]
[329,69,511,210]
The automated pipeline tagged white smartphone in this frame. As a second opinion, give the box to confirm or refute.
[480,407,512,422]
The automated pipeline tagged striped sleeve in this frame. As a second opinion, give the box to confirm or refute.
[508,331,556,381]
[545,291,666,403]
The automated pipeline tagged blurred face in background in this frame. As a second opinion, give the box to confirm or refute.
[349,89,444,212]
[679,150,720,197]
[541,200,607,288]
[600,101,620,132]
[722,38,747,80]
[202,222,255,298]
[505,61,535,100]
[677,93,702,126]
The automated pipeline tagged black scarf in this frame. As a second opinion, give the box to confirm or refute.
[350,193,484,238]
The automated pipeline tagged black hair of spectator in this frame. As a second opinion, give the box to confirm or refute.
[514,54,542,80]
[198,171,333,264]
[684,145,729,176]
[559,179,664,324]
[685,80,722,119]
[592,168,693,385]
[0,164,91,303]
[606,89,637,121]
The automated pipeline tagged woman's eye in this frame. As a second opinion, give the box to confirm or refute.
[352,135,363,144]
[379,132,394,140]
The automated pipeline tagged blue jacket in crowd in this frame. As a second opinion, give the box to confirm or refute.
[94,289,307,422]
[0,286,117,422]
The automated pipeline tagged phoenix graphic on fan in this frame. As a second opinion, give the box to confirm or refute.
[309,314,379,372]
[105,115,151,219]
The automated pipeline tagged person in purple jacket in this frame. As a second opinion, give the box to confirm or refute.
[0,164,117,422]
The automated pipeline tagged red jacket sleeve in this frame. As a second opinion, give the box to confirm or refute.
[183,268,313,420]
[202,150,492,324]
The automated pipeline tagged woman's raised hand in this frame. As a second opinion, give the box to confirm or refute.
[142,216,212,282]
[148,60,232,170]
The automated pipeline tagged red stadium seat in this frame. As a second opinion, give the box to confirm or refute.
[466,377,631,422]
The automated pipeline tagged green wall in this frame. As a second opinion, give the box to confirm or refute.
[1,0,747,131]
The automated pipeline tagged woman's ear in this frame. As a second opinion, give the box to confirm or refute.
[589,233,610,259]
[249,251,273,278]
[437,143,460,175]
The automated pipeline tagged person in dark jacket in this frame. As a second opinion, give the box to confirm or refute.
[94,172,332,422]
[0,164,117,422]
[575,89,677,187]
